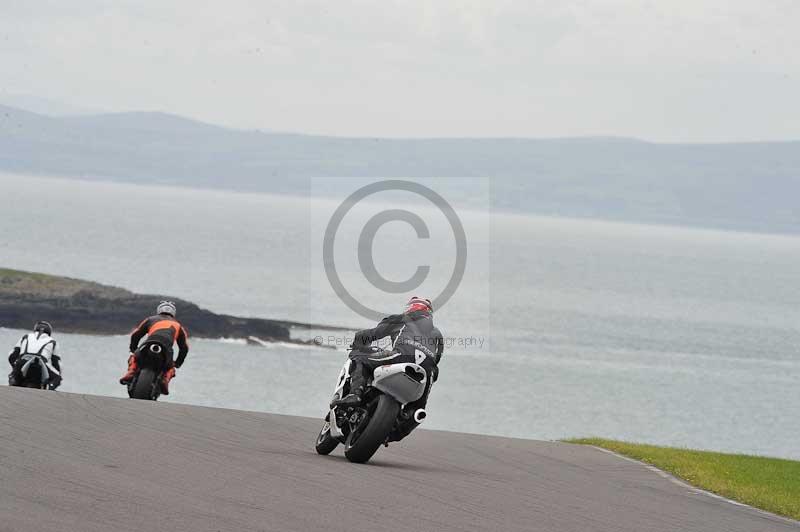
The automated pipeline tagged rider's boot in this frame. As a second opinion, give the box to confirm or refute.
[160,367,176,395]
[119,354,138,385]
[332,367,365,407]
[7,371,18,387]
[333,387,363,407]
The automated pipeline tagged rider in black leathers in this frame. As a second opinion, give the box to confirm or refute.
[334,297,444,428]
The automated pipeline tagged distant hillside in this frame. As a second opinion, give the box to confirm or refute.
[1,104,799,233]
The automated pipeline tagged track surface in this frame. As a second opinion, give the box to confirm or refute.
[0,387,796,532]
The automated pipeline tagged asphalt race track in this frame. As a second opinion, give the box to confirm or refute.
[0,387,796,532]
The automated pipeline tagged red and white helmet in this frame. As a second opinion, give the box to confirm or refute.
[404,296,433,315]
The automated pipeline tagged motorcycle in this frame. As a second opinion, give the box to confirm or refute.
[315,347,430,463]
[127,342,168,401]
[9,353,60,390]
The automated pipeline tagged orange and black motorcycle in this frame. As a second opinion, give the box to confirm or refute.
[126,341,170,401]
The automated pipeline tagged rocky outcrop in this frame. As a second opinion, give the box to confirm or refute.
[0,268,317,342]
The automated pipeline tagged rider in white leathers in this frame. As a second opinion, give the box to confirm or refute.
[8,321,62,390]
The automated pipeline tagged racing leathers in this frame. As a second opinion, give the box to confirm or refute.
[341,309,443,439]
[120,314,189,394]
[8,331,62,389]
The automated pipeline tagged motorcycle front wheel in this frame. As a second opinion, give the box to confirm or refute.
[315,421,339,455]
[344,394,400,464]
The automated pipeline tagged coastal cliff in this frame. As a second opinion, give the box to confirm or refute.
[0,268,332,343]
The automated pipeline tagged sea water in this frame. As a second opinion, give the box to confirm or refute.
[1,174,798,459]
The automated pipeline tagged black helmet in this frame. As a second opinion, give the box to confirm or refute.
[33,321,53,335]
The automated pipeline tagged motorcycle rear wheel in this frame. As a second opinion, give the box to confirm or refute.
[344,394,400,464]
[130,368,159,400]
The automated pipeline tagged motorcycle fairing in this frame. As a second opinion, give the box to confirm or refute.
[328,359,352,438]
[372,363,427,404]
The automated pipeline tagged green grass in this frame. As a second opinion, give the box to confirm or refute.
[0,267,130,298]
[567,438,800,521]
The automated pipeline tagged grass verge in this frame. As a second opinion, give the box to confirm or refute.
[566,438,800,521]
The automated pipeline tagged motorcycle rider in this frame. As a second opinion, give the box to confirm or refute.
[8,321,62,390]
[334,297,444,418]
[119,301,189,395]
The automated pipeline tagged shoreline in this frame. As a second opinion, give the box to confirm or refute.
[0,268,348,346]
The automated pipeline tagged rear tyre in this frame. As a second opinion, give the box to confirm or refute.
[315,422,339,455]
[19,366,45,389]
[344,394,400,464]
[131,368,158,400]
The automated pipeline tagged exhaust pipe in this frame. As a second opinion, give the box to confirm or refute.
[413,409,427,424]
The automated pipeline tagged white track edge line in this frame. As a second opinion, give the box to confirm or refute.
[590,445,800,528]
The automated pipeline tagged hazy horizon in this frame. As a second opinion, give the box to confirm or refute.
[3,103,800,236]
[4,99,800,145]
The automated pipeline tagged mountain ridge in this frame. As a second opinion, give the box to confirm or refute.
[2,103,800,234]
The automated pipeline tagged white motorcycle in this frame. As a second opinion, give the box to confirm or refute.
[315,347,430,463]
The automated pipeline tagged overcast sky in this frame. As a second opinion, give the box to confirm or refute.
[1,1,798,141]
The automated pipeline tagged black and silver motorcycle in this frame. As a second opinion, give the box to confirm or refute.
[9,353,59,390]
[315,347,430,463]
[127,342,168,401]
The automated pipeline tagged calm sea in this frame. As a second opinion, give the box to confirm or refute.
[1,173,798,459]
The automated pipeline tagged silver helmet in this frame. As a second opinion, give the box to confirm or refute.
[156,301,177,317]
[33,320,53,336]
